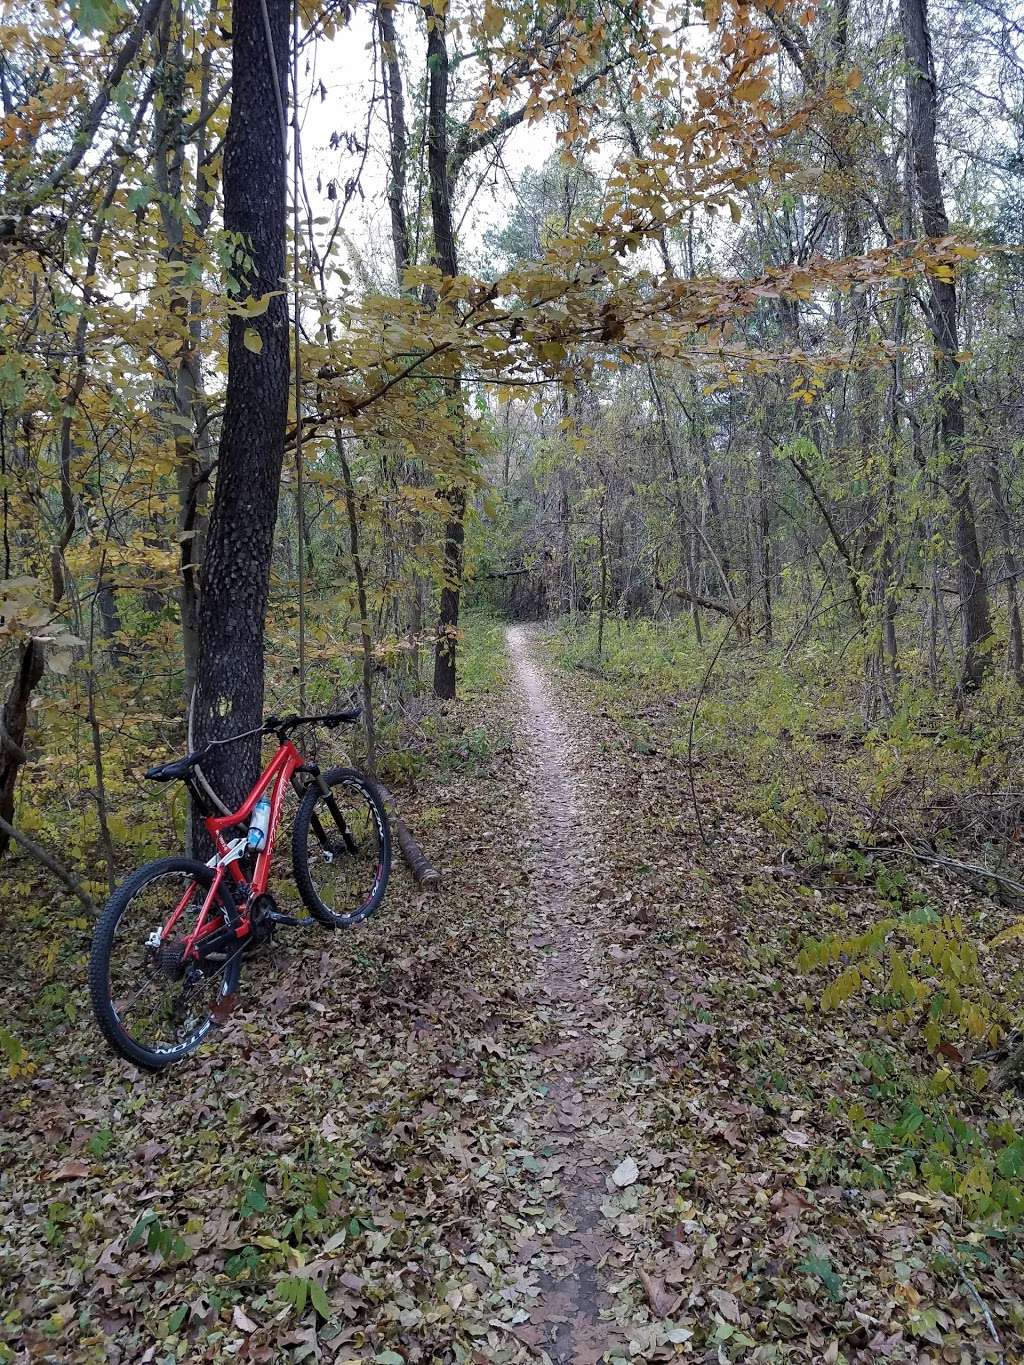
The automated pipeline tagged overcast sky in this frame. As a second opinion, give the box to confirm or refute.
[296,7,558,291]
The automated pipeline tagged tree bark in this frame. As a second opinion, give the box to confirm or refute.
[902,0,992,687]
[378,0,412,285]
[191,0,289,812]
[424,0,466,701]
[154,0,217,703]
[0,640,44,857]
[986,449,1023,681]
[338,438,378,769]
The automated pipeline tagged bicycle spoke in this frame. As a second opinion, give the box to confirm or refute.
[97,866,239,1061]
[296,774,388,924]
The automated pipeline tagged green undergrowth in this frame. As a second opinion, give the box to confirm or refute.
[455,607,511,697]
[549,612,1024,1233]
[550,612,1024,869]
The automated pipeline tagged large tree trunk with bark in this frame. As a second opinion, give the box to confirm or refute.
[902,0,992,688]
[424,2,467,701]
[191,0,289,810]
[0,640,44,856]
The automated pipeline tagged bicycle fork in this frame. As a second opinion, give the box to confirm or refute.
[295,764,358,858]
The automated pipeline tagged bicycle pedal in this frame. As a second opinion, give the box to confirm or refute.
[266,910,312,927]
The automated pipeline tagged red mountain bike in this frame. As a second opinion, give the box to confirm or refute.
[89,710,391,1069]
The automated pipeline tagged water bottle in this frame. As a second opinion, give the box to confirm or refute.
[247,793,272,851]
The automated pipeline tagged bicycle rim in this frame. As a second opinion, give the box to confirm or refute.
[103,869,238,1060]
[299,778,388,922]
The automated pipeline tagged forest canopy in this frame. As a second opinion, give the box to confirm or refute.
[5,0,1019,777]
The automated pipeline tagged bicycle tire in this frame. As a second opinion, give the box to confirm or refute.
[89,856,242,1070]
[292,768,391,927]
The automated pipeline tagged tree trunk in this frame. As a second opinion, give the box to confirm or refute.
[986,450,1024,682]
[432,488,465,699]
[378,0,412,286]
[0,640,44,857]
[596,486,608,660]
[154,0,215,704]
[902,0,992,688]
[338,437,378,769]
[758,442,773,647]
[191,0,289,812]
[424,1,467,700]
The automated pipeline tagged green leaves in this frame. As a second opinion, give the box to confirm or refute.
[797,1252,844,1302]
[240,1178,268,1217]
[166,1304,189,1334]
[73,0,119,34]
[0,1027,25,1066]
[87,1129,114,1158]
[997,1140,1024,1180]
[127,184,155,213]
[126,1212,187,1261]
[276,1275,330,1318]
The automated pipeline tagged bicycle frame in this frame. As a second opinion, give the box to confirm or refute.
[157,740,307,961]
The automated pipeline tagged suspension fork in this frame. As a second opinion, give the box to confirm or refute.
[295,764,358,855]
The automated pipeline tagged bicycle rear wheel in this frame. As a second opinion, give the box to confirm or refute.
[292,768,391,926]
[89,857,242,1070]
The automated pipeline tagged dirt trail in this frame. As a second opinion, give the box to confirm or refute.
[506,625,642,1363]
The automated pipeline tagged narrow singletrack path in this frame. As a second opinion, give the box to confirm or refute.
[506,625,646,1363]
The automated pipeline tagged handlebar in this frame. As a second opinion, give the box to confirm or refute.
[144,708,362,782]
[263,708,361,738]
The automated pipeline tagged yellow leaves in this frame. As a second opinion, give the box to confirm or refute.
[889,952,917,1004]
[227,290,285,319]
[990,920,1024,948]
[962,1005,989,1041]
[958,1161,992,1204]
[821,965,862,1011]
[733,75,770,103]
[243,328,263,354]
[155,336,183,362]
[539,340,567,364]
[480,0,502,38]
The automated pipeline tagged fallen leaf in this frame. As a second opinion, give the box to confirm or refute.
[611,1155,639,1187]
[233,1305,260,1333]
[50,1161,90,1180]
[639,1268,684,1318]
[710,1287,740,1322]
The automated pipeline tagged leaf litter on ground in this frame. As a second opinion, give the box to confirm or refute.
[1,624,1023,1363]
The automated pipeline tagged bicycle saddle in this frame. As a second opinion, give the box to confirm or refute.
[144,750,208,782]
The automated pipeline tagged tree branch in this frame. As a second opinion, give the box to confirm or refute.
[25,0,166,211]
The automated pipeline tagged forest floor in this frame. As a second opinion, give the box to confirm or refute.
[2,623,1024,1364]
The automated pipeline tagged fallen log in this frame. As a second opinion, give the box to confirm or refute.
[376,783,441,890]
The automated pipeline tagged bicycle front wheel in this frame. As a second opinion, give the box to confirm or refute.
[89,857,242,1070]
[292,768,391,926]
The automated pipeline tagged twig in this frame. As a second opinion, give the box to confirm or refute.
[0,815,99,914]
[687,588,763,846]
[867,842,1024,902]
[959,1270,1003,1361]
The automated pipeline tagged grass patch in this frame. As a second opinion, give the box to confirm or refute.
[457,607,511,697]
